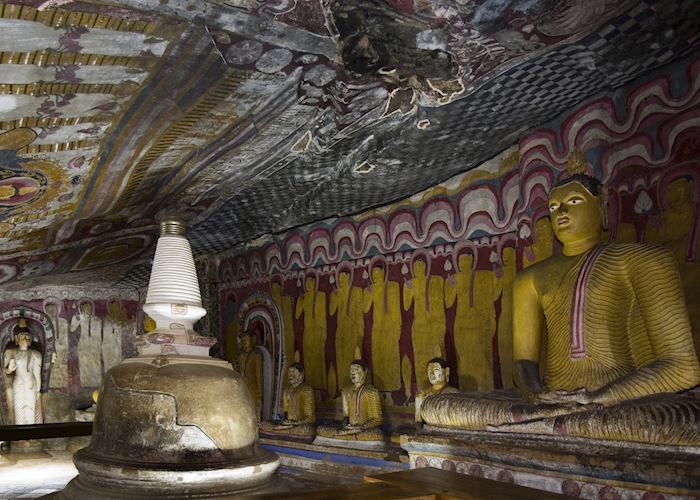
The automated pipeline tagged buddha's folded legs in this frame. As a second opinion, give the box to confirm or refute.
[488,393,700,445]
[420,390,595,430]
[316,424,383,441]
[259,421,316,437]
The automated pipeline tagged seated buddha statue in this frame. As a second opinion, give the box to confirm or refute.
[421,174,700,445]
[415,358,458,427]
[317,360,383,442]
[260,363,316,438]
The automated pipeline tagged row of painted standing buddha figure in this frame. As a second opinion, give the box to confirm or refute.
[238,174,700,447]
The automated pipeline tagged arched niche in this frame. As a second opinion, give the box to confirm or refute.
[0,307,56,423]
[238,292,285,420]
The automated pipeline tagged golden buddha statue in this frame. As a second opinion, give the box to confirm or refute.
[415,358,458,426]
[421,174,700,445]
[317,360,383,442]
[260,363,316,438]
[235,332,263,420]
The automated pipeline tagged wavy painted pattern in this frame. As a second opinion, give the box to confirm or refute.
[219,57,700,281]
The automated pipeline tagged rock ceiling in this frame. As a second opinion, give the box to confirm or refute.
[0,0,698,289]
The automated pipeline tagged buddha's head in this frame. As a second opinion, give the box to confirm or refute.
[548,174,605,249]
[457,253,473,273]
[413,259,427,277]
[80,302,92,316]
[45,302,57,317]
[427,357,449,387]
[349,360,368,386]
[288,362,304,387]
[271,282,282,295]
[15,320,31,351]
[338,271,350,288]
[371,265,384,282]
[108,300,120,317]
[240,332,255,352]
[304,276,315,292]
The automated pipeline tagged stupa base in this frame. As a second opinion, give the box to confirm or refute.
[55,448,279,499]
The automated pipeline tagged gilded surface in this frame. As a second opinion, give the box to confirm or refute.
[421,179,700,444]
[363,266,401,391]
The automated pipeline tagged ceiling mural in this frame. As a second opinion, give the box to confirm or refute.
[0,0,698,288]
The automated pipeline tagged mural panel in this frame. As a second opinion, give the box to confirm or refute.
[219,56,700,427]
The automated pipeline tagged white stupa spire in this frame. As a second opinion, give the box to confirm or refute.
[141,218,213,357]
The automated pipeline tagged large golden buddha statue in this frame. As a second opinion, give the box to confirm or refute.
[260,363,316,438]
[317,360,383,442]
[421,174,700,444]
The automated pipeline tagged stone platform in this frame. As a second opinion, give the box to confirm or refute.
[401,429,700,499]
[260,436,407,477]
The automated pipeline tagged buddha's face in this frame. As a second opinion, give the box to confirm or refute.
[548,182,603,245]
[108,301,120,316]
[271,283,281,295]
[45,303,57,317]
[413,260,426,277]
[80,303,91,315]
[427,362,448,386]
[458,254,472,272]
[338,272,349,287]
[240,334,254,352]
[349,363,367,385]
[304,277,315,292]
[16,333,31,351]
[288,367,303,386]
[371,266,384,282]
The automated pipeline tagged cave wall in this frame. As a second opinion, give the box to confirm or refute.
[216,55,700,427]
[0,286,143,426]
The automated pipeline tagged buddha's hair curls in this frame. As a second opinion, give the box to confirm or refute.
[553,173,602,196]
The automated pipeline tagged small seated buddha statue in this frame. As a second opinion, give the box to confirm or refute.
[317,360,383,442]
[415,358,458,427]
[421,174,700,445]
[260,363,316,439]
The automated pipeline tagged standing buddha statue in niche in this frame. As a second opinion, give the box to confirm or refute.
[415,358,458,427]
[235,331,263,420]
[260,362,316,438]
[420,174,700,445]
[403,257,446,390]
[295,275,326,389]
[270,279,295,380]
[330,269,364,390]
[363,263,401,391]
[3,319,43,425]
[317,359,383,442]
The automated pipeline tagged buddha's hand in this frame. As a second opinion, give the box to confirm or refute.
[6,358,16,373]
[535,388,593,405]
[281,419,298,426]
[338,425,362,436]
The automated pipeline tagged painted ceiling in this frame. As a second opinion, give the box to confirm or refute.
[0,0,698,289]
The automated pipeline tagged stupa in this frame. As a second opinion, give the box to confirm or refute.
[57,218,279,498]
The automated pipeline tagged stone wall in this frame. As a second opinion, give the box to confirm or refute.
[215,55,700,428]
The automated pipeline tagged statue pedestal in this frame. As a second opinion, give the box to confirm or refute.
[401,429,700,498]
[9,440,42,453]
[312,435,386,452]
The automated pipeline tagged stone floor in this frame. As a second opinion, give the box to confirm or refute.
[0,450,360,499]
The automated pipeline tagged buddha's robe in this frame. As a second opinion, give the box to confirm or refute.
[260,382,316,437]
[237,349,263,419]
[415,384,458,424]
[422,244,700,444]
[317,383,383,441]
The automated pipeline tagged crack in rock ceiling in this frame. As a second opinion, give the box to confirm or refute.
[0,0,698,288]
